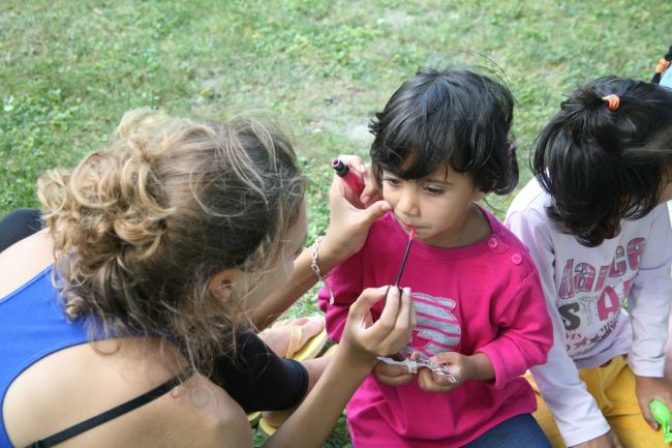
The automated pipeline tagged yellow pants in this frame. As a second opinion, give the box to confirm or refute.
[526,356,666,447]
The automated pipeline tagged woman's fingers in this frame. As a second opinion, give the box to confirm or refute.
[374,287,414,355]
[376,286,402,330]
[359,199,392,226]
[337,155,367,175]
[345,286,415,358]
[360,172,381,206]
[330,175,363,210]
[347,286,388,329]
[336,154,381,206]
[374,363,415,386]
[395,286,416,333]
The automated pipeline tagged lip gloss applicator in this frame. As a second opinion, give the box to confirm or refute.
[332,159,365,196]
[384,226,415,305]
[393,227,415,287]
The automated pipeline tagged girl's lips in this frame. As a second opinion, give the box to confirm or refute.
[395,216,418,231]
[402,223,421,233]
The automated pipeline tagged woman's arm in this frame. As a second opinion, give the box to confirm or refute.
[265,286,415,448]
[107,287,411,448]
[250,174,389,329]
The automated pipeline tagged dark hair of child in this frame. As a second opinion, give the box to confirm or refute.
[369,68,518,196]
[533,77,672,247]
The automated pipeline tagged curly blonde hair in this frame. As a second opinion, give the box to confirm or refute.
[37,109,305,372]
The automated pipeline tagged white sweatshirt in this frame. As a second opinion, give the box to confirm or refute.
[505,178,672,447]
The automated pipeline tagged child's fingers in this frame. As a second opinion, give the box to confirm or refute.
[417,368,456,392]
[430,352,459,364]
[639,397,656,429]
[608,431,625,448]
[430,369,460,387]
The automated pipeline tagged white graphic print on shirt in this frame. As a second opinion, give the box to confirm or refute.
[557,237,645,357]
[405,292,461,358]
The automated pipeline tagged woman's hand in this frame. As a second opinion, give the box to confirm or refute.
[264,287,414,448]
[340,286,415,367]
[319,157,390,269]
[635,375,672,430]
[334,155,382,207]
[572,431,623,448]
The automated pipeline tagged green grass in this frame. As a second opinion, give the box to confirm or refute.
[3,1,672,445]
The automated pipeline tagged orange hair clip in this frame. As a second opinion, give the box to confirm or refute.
[602,94,620,112]
[655,58,671,74]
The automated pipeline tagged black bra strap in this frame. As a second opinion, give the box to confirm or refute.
[28,372,189,448]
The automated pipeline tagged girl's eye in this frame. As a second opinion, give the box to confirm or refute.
[382,176,401,185]
[424,186,444,195]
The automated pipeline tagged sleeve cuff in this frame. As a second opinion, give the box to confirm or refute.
[560,419,611,447]
[476,345,517,389]
[627,355,665,378]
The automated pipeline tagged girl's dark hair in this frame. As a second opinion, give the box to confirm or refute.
[533,77,672,247]
[369,68,517,195]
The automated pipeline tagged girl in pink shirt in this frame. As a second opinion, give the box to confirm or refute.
[318,68,553,447]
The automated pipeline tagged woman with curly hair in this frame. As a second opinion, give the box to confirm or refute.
[0,109,414,447]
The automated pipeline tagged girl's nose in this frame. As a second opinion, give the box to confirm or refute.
[396,188,419,216]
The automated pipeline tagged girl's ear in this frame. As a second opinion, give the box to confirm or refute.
[473,189,487,202]
[209,269,237,301]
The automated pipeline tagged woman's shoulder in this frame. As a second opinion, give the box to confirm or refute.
[4,337,250,447]
[143,373,253,448]
[0,230,53,299]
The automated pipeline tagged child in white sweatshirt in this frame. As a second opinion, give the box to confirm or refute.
[506,76,672,448]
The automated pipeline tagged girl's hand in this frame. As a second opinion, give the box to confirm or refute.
[374,362,416,386]
[572,430,623,448]
[635,375,672,430]
[340,286,415,367]
[417,352,472,393]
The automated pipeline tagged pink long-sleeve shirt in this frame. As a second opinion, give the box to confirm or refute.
[318,210,553,448]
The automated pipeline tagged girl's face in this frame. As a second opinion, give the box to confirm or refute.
[381,165,486,248]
